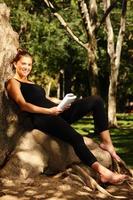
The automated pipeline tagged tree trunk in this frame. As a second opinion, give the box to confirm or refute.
[0,3,19,166]
[108,64,118,126]
[87,43,99,96]
[57,69,64,99]
[64,61,73,95]
[103,0,127,126]
[45,80,52,97]
[78,0,99,95]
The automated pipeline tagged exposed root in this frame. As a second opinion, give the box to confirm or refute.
[67,169,87,186]
[113,159,133,176]
[71,164,128,199]
[119,160,133,176]
[126,177,133,190]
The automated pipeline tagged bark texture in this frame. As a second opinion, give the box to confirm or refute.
[0,3,19,167]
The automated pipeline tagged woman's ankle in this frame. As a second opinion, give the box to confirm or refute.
[91,161,106,174]
[91,161,114,179]
[100,130,113,145]
[91,162,127,184]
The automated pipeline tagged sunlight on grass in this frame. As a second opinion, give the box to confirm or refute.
[72,116,94,135]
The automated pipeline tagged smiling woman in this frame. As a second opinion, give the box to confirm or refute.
[12,49,33,82]
[6,49,128,185]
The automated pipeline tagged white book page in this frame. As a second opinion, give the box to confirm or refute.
[57,93,77,109]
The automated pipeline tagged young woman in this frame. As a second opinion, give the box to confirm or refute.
[6,49,127,184]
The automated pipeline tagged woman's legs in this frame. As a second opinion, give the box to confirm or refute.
[99,130,121,162]
[61,96,120,162]
[33,114,97,167]
[61,96,108,132]
[33,114,126,184]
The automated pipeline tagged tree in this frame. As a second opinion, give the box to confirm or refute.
[44,0,100,95]
[44,0,129,126]
[0,2,19,166]
[103,0,127,126]
[116,0,133,113]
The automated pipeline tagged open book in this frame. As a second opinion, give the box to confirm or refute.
[57,93,77,110]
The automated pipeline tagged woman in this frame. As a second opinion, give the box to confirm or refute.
[6,49,127,184]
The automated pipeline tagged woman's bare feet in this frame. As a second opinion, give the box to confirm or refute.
[100,171,127,184]
[91,162,127,185]
[99,130,121,162]
[100,143,121,162]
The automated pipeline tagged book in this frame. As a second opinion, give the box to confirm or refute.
[57,93,77,110]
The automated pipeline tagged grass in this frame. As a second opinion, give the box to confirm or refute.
[72,113,133,168]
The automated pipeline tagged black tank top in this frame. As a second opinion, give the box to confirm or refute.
[15,79,56,108]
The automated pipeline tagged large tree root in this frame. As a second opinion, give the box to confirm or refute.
[70,165,132,199]
[112,159,133,176]
[48,164,133,199]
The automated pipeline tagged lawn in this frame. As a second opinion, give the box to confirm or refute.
[72,113,133,168]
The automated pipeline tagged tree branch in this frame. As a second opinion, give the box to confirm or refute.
[43,0,87,50]
[96,0,117,31]
[78,0,93,40]
[103,0,115,58]
[88,0,98,31]
[122,0,127,16]
[43,0,54,10]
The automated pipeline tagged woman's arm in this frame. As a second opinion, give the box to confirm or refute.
[6,79,62,116]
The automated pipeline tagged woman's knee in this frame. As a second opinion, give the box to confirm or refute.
[91,95,104,107]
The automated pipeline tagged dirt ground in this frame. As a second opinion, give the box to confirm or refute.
[0,169,133,200]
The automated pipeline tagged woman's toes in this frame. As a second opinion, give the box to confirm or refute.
[100,173,128,185]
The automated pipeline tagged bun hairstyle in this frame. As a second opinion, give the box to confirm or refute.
[11,48,32,71]
[12,48,32,64]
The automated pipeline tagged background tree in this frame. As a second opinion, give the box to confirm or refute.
[44,0,131,126]
[44,0,101,95]
[103,0,127,126]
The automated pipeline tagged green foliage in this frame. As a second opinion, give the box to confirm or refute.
[1,0,133,108]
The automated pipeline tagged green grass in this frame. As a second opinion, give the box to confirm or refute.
[72,114,133,168]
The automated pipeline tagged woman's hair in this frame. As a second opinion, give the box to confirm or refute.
[12,48,32,64]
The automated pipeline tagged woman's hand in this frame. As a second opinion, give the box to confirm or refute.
[48,106,63,116]
[62,104,71,111]
[48,104,71,116]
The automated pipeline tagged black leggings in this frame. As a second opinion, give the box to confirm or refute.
[33,96,108,167]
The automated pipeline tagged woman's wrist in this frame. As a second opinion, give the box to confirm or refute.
[42,108,51,115]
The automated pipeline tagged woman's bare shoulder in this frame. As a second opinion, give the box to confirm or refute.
[6,78,20,89]
[7,78,19,84]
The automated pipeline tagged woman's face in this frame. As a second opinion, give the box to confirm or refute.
[14,56,32,78]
